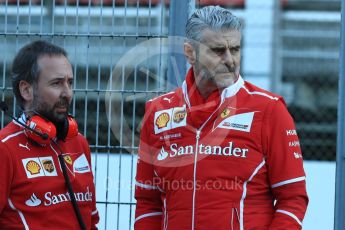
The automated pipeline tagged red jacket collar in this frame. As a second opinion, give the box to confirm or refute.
[182,68,245,109]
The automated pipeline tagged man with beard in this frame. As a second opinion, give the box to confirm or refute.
[0,40,99,229]
[134,6,308,230]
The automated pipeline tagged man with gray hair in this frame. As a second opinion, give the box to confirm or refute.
[135,6,308,229]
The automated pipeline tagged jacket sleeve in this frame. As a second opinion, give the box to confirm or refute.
[81,135,99,230]
[0,142,13,215]
[134,101,163,229]
[262,99,309,230]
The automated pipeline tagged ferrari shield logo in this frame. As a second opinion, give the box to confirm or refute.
[64,155,73,165]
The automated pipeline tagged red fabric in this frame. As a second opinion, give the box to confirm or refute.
[185,68,221,129]
[135,68,308,230]
[0,121,99,229]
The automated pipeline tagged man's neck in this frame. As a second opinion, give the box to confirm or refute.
[194,75,222,99]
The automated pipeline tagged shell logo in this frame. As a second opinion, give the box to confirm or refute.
[26,160,41,175]
[155,112,170,129]
[173,109,186,123]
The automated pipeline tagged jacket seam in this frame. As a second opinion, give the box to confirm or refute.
[134,212,163,223]
[276,209,302,226]
[8,198,29,230]
[260,98,279,159]
[271,176,306,188]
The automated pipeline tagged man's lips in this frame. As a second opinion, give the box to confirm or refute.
[215,72,236,76]
[55,106,67,113]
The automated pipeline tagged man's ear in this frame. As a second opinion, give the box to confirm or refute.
[184,42,196,65]
[19,80,33,103]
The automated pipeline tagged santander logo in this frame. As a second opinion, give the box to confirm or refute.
[157,142,249,161]
[24,187,93,207]
[25,193,41,207]
[157,147,169,161]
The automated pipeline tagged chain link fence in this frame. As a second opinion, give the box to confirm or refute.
[0,0,339,229]
[0,1,170,229]
[280,0,339,161]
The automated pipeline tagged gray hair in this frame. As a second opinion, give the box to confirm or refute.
[185,5,242,43]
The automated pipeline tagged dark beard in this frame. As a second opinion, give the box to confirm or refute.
[37,108,66,122]
[36,109,69,141]
[33,97,70,123]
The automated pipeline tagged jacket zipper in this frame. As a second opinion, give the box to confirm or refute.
[189,90,227,230]
[191,130,201,230]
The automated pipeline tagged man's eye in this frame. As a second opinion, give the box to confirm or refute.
[231,48,240,53]
[211,48,226,54]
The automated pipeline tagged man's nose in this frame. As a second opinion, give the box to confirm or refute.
[223,49,235,69]
[61,81,73,99]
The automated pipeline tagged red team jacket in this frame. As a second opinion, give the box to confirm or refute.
[135,69,308,230]
[0,115,99,229]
